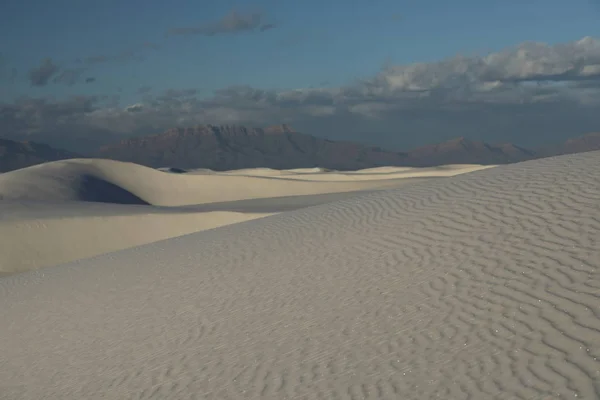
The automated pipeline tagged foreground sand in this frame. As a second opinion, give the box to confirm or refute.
[0,159,489,274]
[0,151,598,399]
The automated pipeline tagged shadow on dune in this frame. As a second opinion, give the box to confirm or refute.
[78,175,149,205]
[158,167,188,174]
[165,167,188,174]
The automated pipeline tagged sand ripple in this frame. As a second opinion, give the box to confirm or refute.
[0,152,598,399]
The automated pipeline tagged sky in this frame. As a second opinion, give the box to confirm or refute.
[1,0,600,152]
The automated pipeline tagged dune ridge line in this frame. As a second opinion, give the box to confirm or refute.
[0,159,488,273]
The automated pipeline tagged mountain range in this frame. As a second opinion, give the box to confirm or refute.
[1,125,599,173]
[0,138,79,173]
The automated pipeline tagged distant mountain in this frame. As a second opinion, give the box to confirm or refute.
[95,125,545,170]
[0,138,80,173]
[3,127,600,173]
[403,137,537,167]
[95,124,412,170]
[538,132,600,158]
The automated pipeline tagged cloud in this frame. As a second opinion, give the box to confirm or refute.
[0,54,17,84]
[9,68,18,83]
[125,103,144,113]
[137,86,153,94]
[28,58,60,86]
[259,23,276,32]
[77,42,160,65]
[167,10,271,36]
[85,77,96,83]
[27,58,90,86]
[81,50,142,65]
[157,88,199,99]
[52,67,88,86]
[5,37,600,151]
[26,40,159,87]
[0,95,99,137]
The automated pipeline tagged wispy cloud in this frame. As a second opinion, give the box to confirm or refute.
[28,58,89,87]
[259,23,276,32]
[0,54,18,84]
[77,42,160,65]
[167,10,273,36]
[9,68,17,83]
[25,40,161,88]
[125,103,144,113]
[81,50,140,65]
[136,86,153,94]
[53,67,88,86]
[28,58,60,86]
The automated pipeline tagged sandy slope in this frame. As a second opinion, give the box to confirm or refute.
[0,159,489,274]
[0,158,475,206]
[0,203,273,274]
[0,151,598,399]
[0,159,490,273]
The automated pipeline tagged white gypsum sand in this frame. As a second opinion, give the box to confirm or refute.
[0,159,489,274]
[0,158,480,206]
[1,152,599,399]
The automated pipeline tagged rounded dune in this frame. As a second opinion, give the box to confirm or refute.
[1,159,491,273]
[0,158,483,206]
[0,160,150,205]
[0,151,598,399]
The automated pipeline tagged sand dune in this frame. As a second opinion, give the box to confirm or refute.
[0,159,489,273]
[0,202,273,274]
[0,158,480,206]
[213,164,495,179]
[0,151,598,399]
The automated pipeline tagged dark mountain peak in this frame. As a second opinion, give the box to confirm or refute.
[497,142,537,156]
[100,125,299,153]
[4,128,600,173]
[539,131,600,157]
[96,125,407,170]
[404,136,535,166]
[159,124,296,138]
[564,131,600,145]
[264,124,296,134]
[0,137,79,172]
[96,127,542,171]
[0,137,77,156]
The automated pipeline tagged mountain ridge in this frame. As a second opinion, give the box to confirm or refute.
[0,138,81,173]
[2,127,600,173]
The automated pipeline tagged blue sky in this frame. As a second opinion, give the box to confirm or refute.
[1,0,600,151]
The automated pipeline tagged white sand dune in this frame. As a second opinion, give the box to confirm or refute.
[0,158,475,206]
[0,202,273,275]
[213,164,495,180]
[1,151,598,399]
[0,159,489,274]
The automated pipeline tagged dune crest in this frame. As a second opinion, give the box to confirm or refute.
[0,151,598,399]
[1,159,491,273]
[0,158,488,206]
